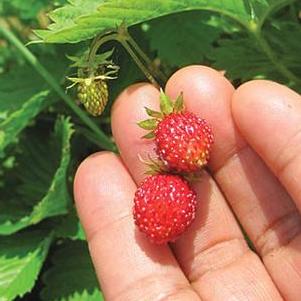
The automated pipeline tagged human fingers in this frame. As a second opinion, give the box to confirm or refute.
[74,152,200,301]
[111,72,281,300]
[232,80,301,300]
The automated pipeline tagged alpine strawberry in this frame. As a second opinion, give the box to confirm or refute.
[77,78,108,116]
[133,174,197,244]
[67,49,119,116]
[138,90,214,173]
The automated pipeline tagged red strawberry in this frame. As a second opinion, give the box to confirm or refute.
[155,111,213,172]
[138,90,213,173]
[133,174,197,244]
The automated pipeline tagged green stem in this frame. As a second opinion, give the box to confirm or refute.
[0,24,116,151]
[88,27,163,86]
[123,31,167,84]
[119,39,159,86]
[88,32,118,64]
[252,30,300,87]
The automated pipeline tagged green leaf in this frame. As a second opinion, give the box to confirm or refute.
[0,117,74,235]
[209,36,269,81]
[0,52,68,113]
[36,0,294,44]
[53,206,86,241]
[209,19,301,85]
[0,0,64,21]
[41,241,104,301]
[173,92,184,113]
[0,64,51,133]
[145,107,163,119]
[0,230,52,301]
[159,89,173,115]
[0,90,49,156]
[146,11,220,67]
[142,131,155,139]
[137,118,158,130]
[265,21,301,80]
[0,50,71,156]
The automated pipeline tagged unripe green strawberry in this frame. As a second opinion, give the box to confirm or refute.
[77,79,108,116]
[67,49,119,116]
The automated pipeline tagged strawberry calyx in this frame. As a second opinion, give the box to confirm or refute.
[138,153,205,183]
[137,89,214,177]
[66,49,119,90]
[138,154,167,175]
[66,49,119,116]
[137,89,184,139]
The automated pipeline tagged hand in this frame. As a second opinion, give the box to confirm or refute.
[74,66,301,301]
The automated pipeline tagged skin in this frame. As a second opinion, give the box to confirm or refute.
[74,66,301,301]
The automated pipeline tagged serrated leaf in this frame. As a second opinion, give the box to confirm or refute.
[0,53,68,113]
[145,107,163,118]
[146,11,220,67]
[41,241,104,301]
[53,206,86,241]
[137,118,158,130]
[209,19,301,86]
[0,230,52,301]
[265,21,301,82]
[159,89,173,115]
[36,0,294,44]
[0,52,70,155]
[0,90,49,156]
[0,117,74,235]
[208,36,270,81]
[173,92,184,113]
[0,65,51,131]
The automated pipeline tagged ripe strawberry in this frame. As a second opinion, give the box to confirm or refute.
[77,78,108,116]
[138,90,213,173]
[133,174,197,244]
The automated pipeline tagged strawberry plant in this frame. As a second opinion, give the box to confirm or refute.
[0,0,300,300]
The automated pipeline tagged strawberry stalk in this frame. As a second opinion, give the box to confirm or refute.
[87,23,167,87]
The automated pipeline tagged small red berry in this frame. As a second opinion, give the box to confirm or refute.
[155,111,213,173]
[138,90,214,173]
[133,174,197,244]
